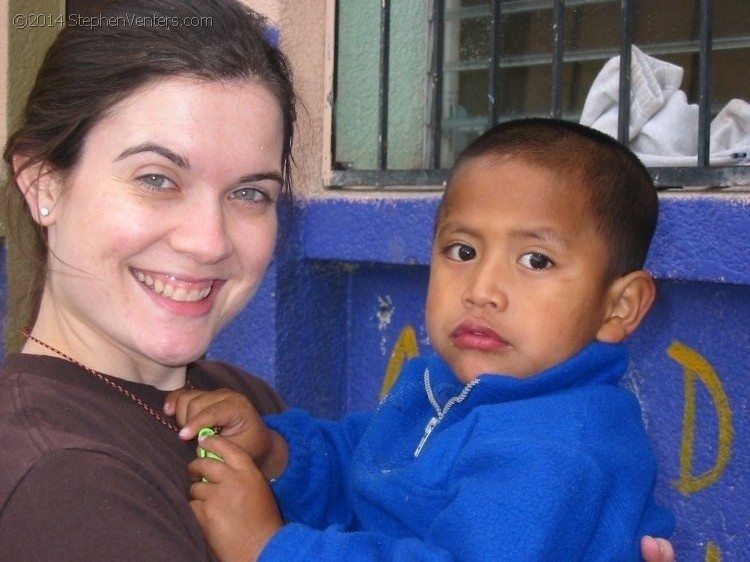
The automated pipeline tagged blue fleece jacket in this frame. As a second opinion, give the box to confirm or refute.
[262,342,674,561]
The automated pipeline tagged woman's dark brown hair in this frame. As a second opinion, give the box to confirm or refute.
[3,0,298,321]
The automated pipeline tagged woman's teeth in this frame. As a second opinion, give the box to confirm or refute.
[134,271,212,302]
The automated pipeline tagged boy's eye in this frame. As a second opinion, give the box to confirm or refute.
[518,252,553,270]
[230,187,269,203]
[138,173,176,190]
[445,243,476,262]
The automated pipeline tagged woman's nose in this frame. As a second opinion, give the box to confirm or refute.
[170,199,233,264]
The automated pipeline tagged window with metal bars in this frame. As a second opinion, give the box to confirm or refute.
[329,0,750,190]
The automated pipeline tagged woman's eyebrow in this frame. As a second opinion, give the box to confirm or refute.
[115,143,283,185]
[114,143,190,169]
[238,171,284,185]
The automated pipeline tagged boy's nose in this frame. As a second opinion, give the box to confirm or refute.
[461,263,508,311]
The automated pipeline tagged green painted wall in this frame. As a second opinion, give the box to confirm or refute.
[335,0,426,170]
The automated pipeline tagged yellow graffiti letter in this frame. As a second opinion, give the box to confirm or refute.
[667,341,734,495]
[705,541,722,562]
[381,324,419,398]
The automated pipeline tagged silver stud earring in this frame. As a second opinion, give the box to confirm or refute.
[39,207,50,217]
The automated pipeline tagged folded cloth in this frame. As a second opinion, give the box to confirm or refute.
[580,45,750,167]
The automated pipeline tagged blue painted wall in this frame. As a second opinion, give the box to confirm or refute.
[208,192,749,561]
[1,192,745,559]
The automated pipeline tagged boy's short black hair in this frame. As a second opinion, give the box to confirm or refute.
[437,118,658,279]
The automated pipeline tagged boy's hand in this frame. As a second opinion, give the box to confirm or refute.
[165,388,268,456]
[190,436,283,562]
[165,388,289,479]
[641,536,675,562]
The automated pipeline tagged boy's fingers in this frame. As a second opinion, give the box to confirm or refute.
[196,435,254,470]
[640,536,674,562]
[166,389,265,450]
[163,387,191,416]
[653,538,674,560]
[165,388,214,430]
[188,438,260,491]
[188,457,211,482]
[177,398,243,440]
[189,499,206,524]
[167,389,244,439]
[188,456,229,487]
[190,479,213,501]
[186,389,235,419]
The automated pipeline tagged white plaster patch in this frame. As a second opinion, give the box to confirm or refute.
[377,296,394,354]
[377,296,394,330]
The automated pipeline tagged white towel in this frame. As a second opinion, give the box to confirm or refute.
[580,45,750,167]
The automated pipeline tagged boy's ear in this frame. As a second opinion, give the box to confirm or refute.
[13,155,62,225]
[596,270,656,344]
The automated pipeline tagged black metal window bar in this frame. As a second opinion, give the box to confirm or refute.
[330,0,749,190]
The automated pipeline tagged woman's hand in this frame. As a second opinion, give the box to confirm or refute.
[641,536,675,562]
[190,436,283,562]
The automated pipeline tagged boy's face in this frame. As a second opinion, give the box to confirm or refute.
[426,157,618,383]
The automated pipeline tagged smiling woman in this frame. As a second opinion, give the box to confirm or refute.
[0,0,296,559]
[21,78,284,384]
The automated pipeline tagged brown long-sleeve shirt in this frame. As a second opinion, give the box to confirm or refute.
[0,353,285,561]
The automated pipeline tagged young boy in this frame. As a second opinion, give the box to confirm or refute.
[169,118,674,561]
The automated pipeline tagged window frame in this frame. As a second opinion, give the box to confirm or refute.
[325,0,750,191]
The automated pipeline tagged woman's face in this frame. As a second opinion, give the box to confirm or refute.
[38,78,284,379]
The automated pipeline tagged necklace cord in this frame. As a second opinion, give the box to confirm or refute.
[21,326,184,433]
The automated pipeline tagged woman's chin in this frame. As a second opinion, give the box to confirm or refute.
[138,336,211,369]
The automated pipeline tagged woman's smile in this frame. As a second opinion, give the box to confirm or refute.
[131,268,215,303]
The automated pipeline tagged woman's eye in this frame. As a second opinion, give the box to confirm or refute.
[519,252,553,270]
[231,187,268,204]
[138,174,176,191]
[445,243,476,262]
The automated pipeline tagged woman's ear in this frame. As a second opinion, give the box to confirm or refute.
[12,155,62,225]
[596,270,656,344]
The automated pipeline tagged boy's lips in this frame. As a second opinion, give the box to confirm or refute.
[131,268,216,303]
[451,320,509,351]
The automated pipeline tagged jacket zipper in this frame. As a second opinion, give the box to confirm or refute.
[414,368,479,457]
